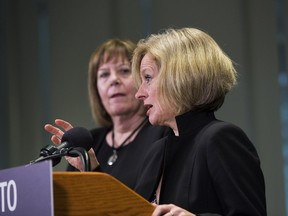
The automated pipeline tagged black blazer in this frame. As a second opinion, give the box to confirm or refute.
[135,111,266,216]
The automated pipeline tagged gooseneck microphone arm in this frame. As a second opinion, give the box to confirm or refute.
[66,147,91,171]
[30,148,68,165]
[30,127,94,171]
[31,147,91,171]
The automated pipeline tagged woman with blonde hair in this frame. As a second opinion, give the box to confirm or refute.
[133,28,266,216]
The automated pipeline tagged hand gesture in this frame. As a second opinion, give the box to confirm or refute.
[44,119,99,171]
[44,119,73,144]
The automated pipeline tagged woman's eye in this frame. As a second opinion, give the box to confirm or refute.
[98,71,109,78]
[144,74,152,83]
[119,68,131,75]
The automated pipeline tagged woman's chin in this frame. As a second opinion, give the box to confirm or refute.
[148,115,163,126]
[147,116,157,126]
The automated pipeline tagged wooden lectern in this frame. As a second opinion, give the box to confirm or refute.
[53,172,155,216]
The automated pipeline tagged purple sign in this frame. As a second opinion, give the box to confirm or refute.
[0,161,53,216]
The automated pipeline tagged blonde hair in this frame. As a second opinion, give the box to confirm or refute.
[88,39,136,127]
[132,27,237,114]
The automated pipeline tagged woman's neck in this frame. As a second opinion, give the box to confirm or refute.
[109,115,147,148]
[163,117,179,136]
[113,115,146,133]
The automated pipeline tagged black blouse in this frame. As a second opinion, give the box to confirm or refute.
[67,121,169,190]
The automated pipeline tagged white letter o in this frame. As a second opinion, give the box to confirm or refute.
[7,180,17,211]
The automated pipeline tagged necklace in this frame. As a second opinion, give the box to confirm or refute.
[107,118,148,166]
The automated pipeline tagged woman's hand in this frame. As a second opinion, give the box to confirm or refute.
[44,119,99,171]
[152,204,196,216]
[44,119,73,144]
[66,147,99,171]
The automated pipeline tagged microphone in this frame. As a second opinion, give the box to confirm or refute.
[31,127,94,167]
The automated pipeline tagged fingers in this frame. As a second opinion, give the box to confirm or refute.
[65,156,83,171]
[55,119,73,131]
[152,204,195,216]
[44,124,65,141]
[44,119,74,144]
[64,148,98,172]
[88,148,100,170]
[51,135,61,145]
[152,204,173,216]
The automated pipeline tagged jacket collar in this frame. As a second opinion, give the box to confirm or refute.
[175,111,216,136]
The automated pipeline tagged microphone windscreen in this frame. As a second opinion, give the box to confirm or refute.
[61,127,94,151]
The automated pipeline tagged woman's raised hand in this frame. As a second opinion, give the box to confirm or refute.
[44,119,73,144]
[44,119,99,171]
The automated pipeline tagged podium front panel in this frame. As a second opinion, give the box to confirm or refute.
[0,161,53,216]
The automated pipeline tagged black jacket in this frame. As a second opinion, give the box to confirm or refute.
[135,111,267,216]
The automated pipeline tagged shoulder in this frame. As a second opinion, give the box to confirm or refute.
[197,120,249,144]
[197,121,260,164]
[204,120,244,134]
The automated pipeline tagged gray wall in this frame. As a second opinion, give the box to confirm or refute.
[0,0,287,215]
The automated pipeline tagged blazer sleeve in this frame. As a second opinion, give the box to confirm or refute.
[204,122,266,216]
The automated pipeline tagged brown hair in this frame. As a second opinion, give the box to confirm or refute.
[88,39,136,127]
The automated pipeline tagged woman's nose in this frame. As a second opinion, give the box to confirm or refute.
[110,72,121,86]
[111,78,120,85]
[135,84,146,100]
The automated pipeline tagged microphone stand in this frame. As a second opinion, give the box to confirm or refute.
[30,147,91,171]
[66,147,91,172]
[30,150,66,166]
